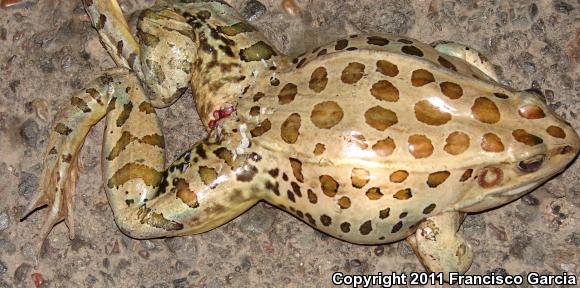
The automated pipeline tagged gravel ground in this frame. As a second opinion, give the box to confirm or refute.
[0,0,578,287]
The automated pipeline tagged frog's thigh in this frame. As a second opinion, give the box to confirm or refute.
[406,212,473,276]
[431,41,498,82]
[137,8,197,108]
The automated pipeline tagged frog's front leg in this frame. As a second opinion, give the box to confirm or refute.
[406,212,473,276]
[431,40,498,82]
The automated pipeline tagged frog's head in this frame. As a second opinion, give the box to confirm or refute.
[461,89,579,212]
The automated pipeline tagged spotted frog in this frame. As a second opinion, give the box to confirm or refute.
[26,0,579,274]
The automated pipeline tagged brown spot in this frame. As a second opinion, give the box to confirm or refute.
[270,77,280,86]
[319,175,339,197]
[390,170,408,183]
[214,147,234,166]
[359,220,373,235]
[139,102,155,114]
[427,171,450,188]
[278,83,298,105]
[341,62,365,84]
[376,60,399,77]
[423,203,436,214]
[402,45,423,57]
[393,188,412,200]
[143,210,183,231]
[367,36,389,46]
[438,56,457,71]
[307,189,317,204]
[116,102,133,127]
[444,132,470,155]
[175,179,198,208]
[268,168,279,178]
[320,214,332,226]
[546,126,566,139]
[291,181,302,197]
[471,97,501,124]
[289,158,304,183]
[440,82,463,99]
[317,49,327,57]
[141,134,165,149]
[338,196,351,209]
[364,106,398,131]
[411,69,435,87]
[54,123,72,135]
[518,104,545,119]
[199,166,218,186]
[236,165,258,182]
[96,14,107,30]
[371,80,399,102]
[107,163,162,189]
[379,208,390,219]
[481,133,505,152]
[460,169,473,182]
[478,166,503,188]
[408,135,434,159]
[250,119,271,137]
[309,67,328,93]
[239,41,277,62]
[391,221,403,233]
[71,97,91,113]
[335,39,348,50]
[286,190,296,202]
[265,181,280,196]
[281,113,301,143]
[106,132,134,161]
[372,137,396,156]
[340,222,351,233]
[253,92,265,102]
[310,101,344,129]
[197,10,211,20]
[366,187,383,200]
[512,129,543,146]
[399,39,413,44]
[218,22,256,36]
[494,92,509,99]
[249,106,261,116]
[351,168,370,188]
[313,143,326,155]
[414,100,452,126]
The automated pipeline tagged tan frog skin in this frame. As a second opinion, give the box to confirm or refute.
[24,0,580,274]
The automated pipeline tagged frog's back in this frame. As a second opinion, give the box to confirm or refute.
[237,34,538,244]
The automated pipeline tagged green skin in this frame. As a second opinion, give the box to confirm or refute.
[25,0,579,275]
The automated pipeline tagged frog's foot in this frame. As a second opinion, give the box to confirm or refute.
[406,212,473,277]
[22,69,126,253]
[431,41,498,82]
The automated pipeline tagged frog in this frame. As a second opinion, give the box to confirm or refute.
[24,0,579,274]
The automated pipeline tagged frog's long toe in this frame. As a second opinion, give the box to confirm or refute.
[406,212,473,276]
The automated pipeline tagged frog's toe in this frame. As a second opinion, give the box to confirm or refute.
[406,212,473,277]
[23,140,81,255]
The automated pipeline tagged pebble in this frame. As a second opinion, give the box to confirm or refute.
[13,263,32,284]
[240,256,252,271]
[241,0,267,21]
[397,241,415,257]
[0,260,7,275]
[373,246,384,256]
[172,278,187,288]
[238,205,274,235]
[521,194,539,206]
[0,211,8,232]
[0,239,16,254]
[20,119,39,146]
[18,171,38,200]
[554,1,574,14]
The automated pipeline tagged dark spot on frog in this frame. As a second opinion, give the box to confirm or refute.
[320,214,332,226]
[195,144,207,159]
[236,165,258,182]
[391,221,403,233]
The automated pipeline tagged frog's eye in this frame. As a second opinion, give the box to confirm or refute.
[517,154,545,173]
[525,88,547,104]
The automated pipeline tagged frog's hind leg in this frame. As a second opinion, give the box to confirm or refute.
[431,41,498,82]
[406,212,473,277]
[23,68,131,247]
